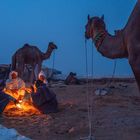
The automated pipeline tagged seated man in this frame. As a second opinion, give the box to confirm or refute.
[38,70,48,85]
[5,71,25,100]
[31,80,58,114]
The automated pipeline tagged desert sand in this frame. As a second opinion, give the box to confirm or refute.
[1,78,140,140]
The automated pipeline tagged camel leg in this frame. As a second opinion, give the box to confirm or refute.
[129,57,140,92]
[130,65,140,91]
[29,64,38,83]
[30,67,35,83]
[38,63,42,75]
[21,63,25,80]
[34,64,39,80]
[128,44,140,92]
[17,62,24,79]
[34,63,42,80]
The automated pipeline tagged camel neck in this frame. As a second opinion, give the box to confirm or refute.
[95,31,128,59]
[42,47,54,60]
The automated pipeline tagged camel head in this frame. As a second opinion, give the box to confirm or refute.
[85,15,106,40]
[48,42,57,50]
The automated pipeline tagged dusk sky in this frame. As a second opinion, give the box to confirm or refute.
[0,0,137,77]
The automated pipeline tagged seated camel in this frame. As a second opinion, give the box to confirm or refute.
[65,72,80,85]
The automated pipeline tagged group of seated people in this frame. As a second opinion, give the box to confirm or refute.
[0,70,58,114]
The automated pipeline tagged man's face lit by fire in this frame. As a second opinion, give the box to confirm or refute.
[39,75,45,82]
[11,73,17,79]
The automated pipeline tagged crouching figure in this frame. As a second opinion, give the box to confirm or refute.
[31,80,58,114]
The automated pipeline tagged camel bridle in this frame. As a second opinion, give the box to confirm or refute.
[89,19,107,50]
[93,30,107,50]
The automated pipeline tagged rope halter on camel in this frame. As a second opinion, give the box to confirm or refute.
[93,30,107,50]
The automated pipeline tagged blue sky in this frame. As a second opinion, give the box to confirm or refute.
[0,0,137,77]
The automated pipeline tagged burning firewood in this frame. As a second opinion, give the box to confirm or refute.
[3,86,40,116]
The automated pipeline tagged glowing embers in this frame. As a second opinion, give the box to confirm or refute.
[4,101,40,117]
[16,103,22,109]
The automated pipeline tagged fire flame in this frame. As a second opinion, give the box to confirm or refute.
[3,87,40,116]
[16,103,22,109]
[19,100,22,103]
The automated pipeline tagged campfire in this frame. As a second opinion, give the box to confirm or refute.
[3,87,40,117]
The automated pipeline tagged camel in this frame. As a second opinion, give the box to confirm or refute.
[12,42,57,83]
[65,72,80,85]
[85,0,140,91]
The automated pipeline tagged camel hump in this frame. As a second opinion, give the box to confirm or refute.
[23,43,30,47]
[22,43,39,50]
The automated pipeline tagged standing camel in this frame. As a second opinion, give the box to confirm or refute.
[12,42,57,83]
[85,0,140,91]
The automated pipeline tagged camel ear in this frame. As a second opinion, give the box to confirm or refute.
[87,14,90,21]
[101,15,104,20]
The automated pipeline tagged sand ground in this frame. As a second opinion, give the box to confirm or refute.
[1,79,140,140]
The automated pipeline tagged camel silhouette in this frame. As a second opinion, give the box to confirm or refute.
[12,42,57,83]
